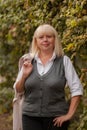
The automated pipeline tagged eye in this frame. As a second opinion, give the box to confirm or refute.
[38,35,44,39]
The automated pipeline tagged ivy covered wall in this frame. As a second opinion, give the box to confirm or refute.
[0,0,87,129]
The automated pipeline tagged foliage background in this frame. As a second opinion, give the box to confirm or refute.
[0,0,87,129]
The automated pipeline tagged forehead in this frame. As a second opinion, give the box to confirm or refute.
[35,26,55,37]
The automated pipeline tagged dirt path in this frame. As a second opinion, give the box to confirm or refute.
[0,113,12,130]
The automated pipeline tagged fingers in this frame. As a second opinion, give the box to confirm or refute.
[24,58,31,62]
[20,58,33,79]
[53,115,68,127]
[53,117,63,127]
[23,60,32,66]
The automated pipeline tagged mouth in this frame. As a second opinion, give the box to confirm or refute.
[42,42,50,46]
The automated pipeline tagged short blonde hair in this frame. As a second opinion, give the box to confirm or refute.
[30,24,64,57]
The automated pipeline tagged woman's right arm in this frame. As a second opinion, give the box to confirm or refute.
[15,74,26,93]
[15,60,33,93]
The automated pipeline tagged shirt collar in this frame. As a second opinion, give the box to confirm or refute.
[34,52,56,63]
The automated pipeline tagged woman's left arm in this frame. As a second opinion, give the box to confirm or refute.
[53,95,81,127]
[67,95,81,118]
[53,56,83,127]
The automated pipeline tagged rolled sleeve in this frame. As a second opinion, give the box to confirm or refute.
[64,55,83,97]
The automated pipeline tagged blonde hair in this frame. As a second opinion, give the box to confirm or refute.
[30,24,64,57]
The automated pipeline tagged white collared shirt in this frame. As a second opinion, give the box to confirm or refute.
[35,52,56,75]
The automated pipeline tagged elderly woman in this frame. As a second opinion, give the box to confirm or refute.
[13,24,83,130]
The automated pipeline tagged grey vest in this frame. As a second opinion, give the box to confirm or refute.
[22,56,69,117]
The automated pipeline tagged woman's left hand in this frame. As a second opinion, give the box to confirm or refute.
[53,114,71,127]
[53,96,82,127]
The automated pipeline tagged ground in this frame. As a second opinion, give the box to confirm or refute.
[0,113,12,130]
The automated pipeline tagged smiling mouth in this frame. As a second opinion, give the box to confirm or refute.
[42,44,49,47]
[42,42,50,46]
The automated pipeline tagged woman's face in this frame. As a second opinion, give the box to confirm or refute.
[36,33,55,53]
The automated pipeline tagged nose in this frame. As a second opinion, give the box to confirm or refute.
[43,36,47,41]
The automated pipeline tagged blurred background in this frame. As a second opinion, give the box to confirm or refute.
[0,0,87,130]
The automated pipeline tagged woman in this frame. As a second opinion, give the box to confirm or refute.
[13,24,83,130]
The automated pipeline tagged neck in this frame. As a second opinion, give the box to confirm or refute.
[39,51,54,65]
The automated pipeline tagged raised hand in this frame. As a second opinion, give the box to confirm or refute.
[21,58,33,79]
